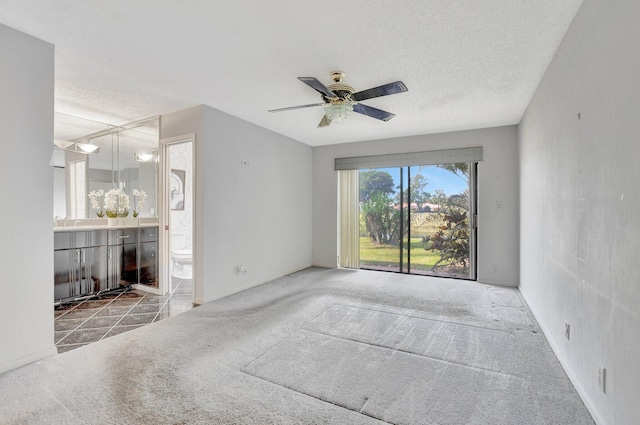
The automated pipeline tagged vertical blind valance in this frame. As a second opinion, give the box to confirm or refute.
[334,147,483,170]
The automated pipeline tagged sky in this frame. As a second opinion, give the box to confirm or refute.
[377,166,468,196]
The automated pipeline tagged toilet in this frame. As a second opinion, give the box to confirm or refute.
[171,231,192,279]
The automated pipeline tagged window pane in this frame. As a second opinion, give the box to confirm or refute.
[409,163,471,278]
[358,168,401,272]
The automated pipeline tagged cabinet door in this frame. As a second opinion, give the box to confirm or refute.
[107,244,138,287]
[84,246,108,293]
[54,249,81,300]
[139,241,157,286]
[107,246,123,289]
[69,249,82,298]
[54,250,73,301]
[121,243,138,285]
[55,231,109,301]
[78,249,91,295]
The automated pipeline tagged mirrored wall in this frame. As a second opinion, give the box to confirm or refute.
[52,114,159,220]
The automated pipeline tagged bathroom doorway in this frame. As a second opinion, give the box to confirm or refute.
[160,135,195,309]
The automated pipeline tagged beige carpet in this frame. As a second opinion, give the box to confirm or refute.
[0,268,593,424]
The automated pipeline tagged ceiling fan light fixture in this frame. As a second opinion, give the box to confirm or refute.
[324,101,353,122]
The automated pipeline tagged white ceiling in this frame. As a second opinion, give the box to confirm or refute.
[0,0,583,147]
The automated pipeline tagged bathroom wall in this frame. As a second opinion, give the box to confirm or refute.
[169,141,193,251]
[0,23,57,373]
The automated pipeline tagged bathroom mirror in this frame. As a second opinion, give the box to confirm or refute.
[113,118,159,218]
[53,114,159,220]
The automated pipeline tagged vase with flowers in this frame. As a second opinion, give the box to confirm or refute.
[104,188,130,218]
[88,190,105,217]
[132,189,148,218]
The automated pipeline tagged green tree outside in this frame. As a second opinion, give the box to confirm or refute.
[359,170,395,202]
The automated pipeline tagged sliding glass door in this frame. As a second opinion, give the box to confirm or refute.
[359,167,401,272]
[358,163,476,279]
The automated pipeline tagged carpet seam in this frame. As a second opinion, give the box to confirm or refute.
[329,302,517,334]
[241,303,337,370]
[299,328,528,381]
[238,369,396,425]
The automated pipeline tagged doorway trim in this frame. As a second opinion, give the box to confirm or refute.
[159,133,197,302]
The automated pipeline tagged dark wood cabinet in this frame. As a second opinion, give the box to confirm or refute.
[138,226,158,287]
[54,225,159,303]
[54,230,108,301]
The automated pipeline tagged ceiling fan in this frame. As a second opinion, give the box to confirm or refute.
[268,71,408,128]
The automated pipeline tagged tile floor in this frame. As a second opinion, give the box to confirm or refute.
[54,278,194,353]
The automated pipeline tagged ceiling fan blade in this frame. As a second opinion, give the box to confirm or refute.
[352,103,396,121]
[268,103,325,113]
[352,81,408,102]
[318,115,332,128]
[298,77,336,98]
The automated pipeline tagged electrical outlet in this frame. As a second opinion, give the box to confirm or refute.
[496,201,503,211]
[565,323,570,340]
[237,264,247,276]
[598,366,607,394]
[491,264,499,273]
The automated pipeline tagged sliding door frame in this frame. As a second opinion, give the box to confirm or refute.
[468,162,478,280]
[348,161,478,281]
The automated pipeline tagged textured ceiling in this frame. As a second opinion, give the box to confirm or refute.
[0,1,583,146]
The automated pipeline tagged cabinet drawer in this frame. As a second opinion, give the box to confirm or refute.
[75,230,108,248]
[139,227,158,243]
[108,229,138,245]
[55,230,108,249]
[54,232,73,250]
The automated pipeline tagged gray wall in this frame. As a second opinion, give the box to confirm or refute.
[0,23,56,372]
[312,126,520,287]
[161,105,313,303]
[519,0,639,423]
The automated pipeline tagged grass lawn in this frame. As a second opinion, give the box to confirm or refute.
[359,237,442,270]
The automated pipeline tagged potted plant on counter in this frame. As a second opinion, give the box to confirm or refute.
[104,188,130,218]
[132,189,148,218]
[88,190,105,217]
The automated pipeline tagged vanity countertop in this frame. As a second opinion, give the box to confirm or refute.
[54,218,159,232]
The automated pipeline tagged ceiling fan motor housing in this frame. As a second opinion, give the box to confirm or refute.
[327,71,355,102]
[327,84,355,100]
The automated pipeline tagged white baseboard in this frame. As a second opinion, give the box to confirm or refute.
[519,291,605,425]
[0,345,58,375]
